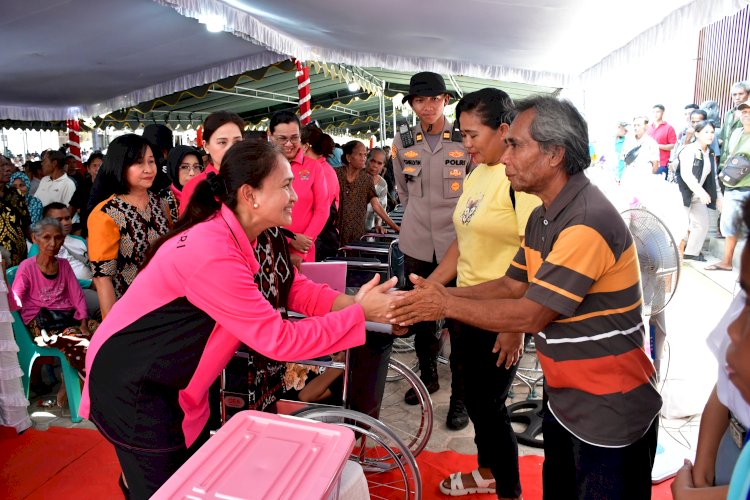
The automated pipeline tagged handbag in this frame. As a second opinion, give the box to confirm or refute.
[721,153,750,187]
[623,145,642,166]
[35,307,77,330]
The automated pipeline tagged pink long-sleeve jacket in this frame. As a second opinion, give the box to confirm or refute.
[79,204,365,450]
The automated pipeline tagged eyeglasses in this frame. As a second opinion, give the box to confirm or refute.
[179,164,205,173]
[272,135,301,145]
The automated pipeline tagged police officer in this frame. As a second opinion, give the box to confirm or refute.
[392,72,470,430]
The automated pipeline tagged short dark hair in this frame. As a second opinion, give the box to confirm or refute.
[269,110,300,134]
[514,95,590,176]
[653,104,665,111]
[44,149,66,171]
[90,134,151,206]
[456,88,516,130]
[691,109,708,120]
[693,120,715,134]
[86,151,104,166]
[43,202,68,217]
[203,111,245,143]
[633,115,649,125]
[684,103,699,111]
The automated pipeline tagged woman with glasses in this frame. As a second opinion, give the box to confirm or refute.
[163,146,205,221]
[267,110,329,265]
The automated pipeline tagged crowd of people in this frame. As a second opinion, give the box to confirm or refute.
[0,72,748,499]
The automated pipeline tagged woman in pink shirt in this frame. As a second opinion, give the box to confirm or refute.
[301,125,341,261]
[12,218,96,405]
[179,111,244,216]
[268,110,329,265]
[80,140,397,498]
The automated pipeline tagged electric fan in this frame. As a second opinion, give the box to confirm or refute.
[620,208,680,316]
[621,208,684,484]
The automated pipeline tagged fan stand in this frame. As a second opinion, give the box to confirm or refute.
[508,398,545,448]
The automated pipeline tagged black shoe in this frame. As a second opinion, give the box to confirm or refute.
[446,399,469,430]
[405,362,439,405]
[683,253,706,262]
[404,378,439,405]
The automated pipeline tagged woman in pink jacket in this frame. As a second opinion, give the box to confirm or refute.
[80,140,396,498]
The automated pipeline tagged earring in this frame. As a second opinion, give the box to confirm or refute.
[253,202,259,209]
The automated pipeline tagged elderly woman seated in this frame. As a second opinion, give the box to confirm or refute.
[11,217,97,400]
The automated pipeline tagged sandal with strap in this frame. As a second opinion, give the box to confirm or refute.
[439,469,496,496]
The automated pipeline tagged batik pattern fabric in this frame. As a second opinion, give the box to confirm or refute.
[88,193,170,298]
[0,188,30,267]
[244,227,294,411]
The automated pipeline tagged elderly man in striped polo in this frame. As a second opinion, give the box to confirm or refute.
[389,95,662,500]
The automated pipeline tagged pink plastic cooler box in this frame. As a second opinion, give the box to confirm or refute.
[153,410,355,499]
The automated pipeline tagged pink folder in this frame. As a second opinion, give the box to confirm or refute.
[300,261,347,293]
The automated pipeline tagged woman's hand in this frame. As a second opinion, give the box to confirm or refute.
[290,234,313,253]
[354,275,398,323]
[492,332,524,368]
[373,225,387,234]
[671,460,695,499]
[79,319,91,336]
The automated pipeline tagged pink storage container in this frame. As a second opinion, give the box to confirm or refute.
[153,410,355,500]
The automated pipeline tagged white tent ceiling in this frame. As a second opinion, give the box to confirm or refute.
[0,0,747,122]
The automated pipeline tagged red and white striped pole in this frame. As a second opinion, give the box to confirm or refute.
[295,60,311,125]
[66,119,82,173]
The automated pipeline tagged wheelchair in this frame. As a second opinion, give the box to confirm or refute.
[219,250,432,499]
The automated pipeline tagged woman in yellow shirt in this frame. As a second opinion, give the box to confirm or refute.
[428,88,540,499]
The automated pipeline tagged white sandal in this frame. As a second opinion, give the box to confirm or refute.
[439,469,496,496]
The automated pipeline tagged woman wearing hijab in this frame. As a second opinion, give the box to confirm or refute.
[9,172,42,224]
[163,146,205,221]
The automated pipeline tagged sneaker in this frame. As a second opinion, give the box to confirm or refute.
[447,399,469,430]
[404,378,439,405]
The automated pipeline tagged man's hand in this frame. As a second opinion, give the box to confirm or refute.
[387,274,449,326]
[373,225,387,234]
[492,332,524,369]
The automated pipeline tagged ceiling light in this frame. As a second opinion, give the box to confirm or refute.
[347,82,360,92]
[200,13,225,32]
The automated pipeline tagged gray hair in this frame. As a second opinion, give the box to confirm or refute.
[30,217,63,237]
[514,95,590,176]
[367,147,386,163]
[732,81,750,93]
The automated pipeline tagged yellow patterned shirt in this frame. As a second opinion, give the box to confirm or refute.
[452,162,540,287]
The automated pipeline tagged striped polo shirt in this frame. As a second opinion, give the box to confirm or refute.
[506,172,662,447]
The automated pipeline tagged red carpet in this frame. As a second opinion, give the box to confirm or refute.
[0,427,674,499]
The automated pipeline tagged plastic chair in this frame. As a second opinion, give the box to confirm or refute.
[6,266,82,422]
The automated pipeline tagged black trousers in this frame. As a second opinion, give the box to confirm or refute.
[450,320,522,498]
[403,253,464,399]
[542,405,658,500]
[114,425,211,499]
[346,330,394,419]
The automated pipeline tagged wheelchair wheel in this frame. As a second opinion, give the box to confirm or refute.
[392,336,415,353]
[379,359,433,458]
[293,407,423,499]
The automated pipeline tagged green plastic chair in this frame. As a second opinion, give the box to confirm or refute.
[6,265,82,422]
